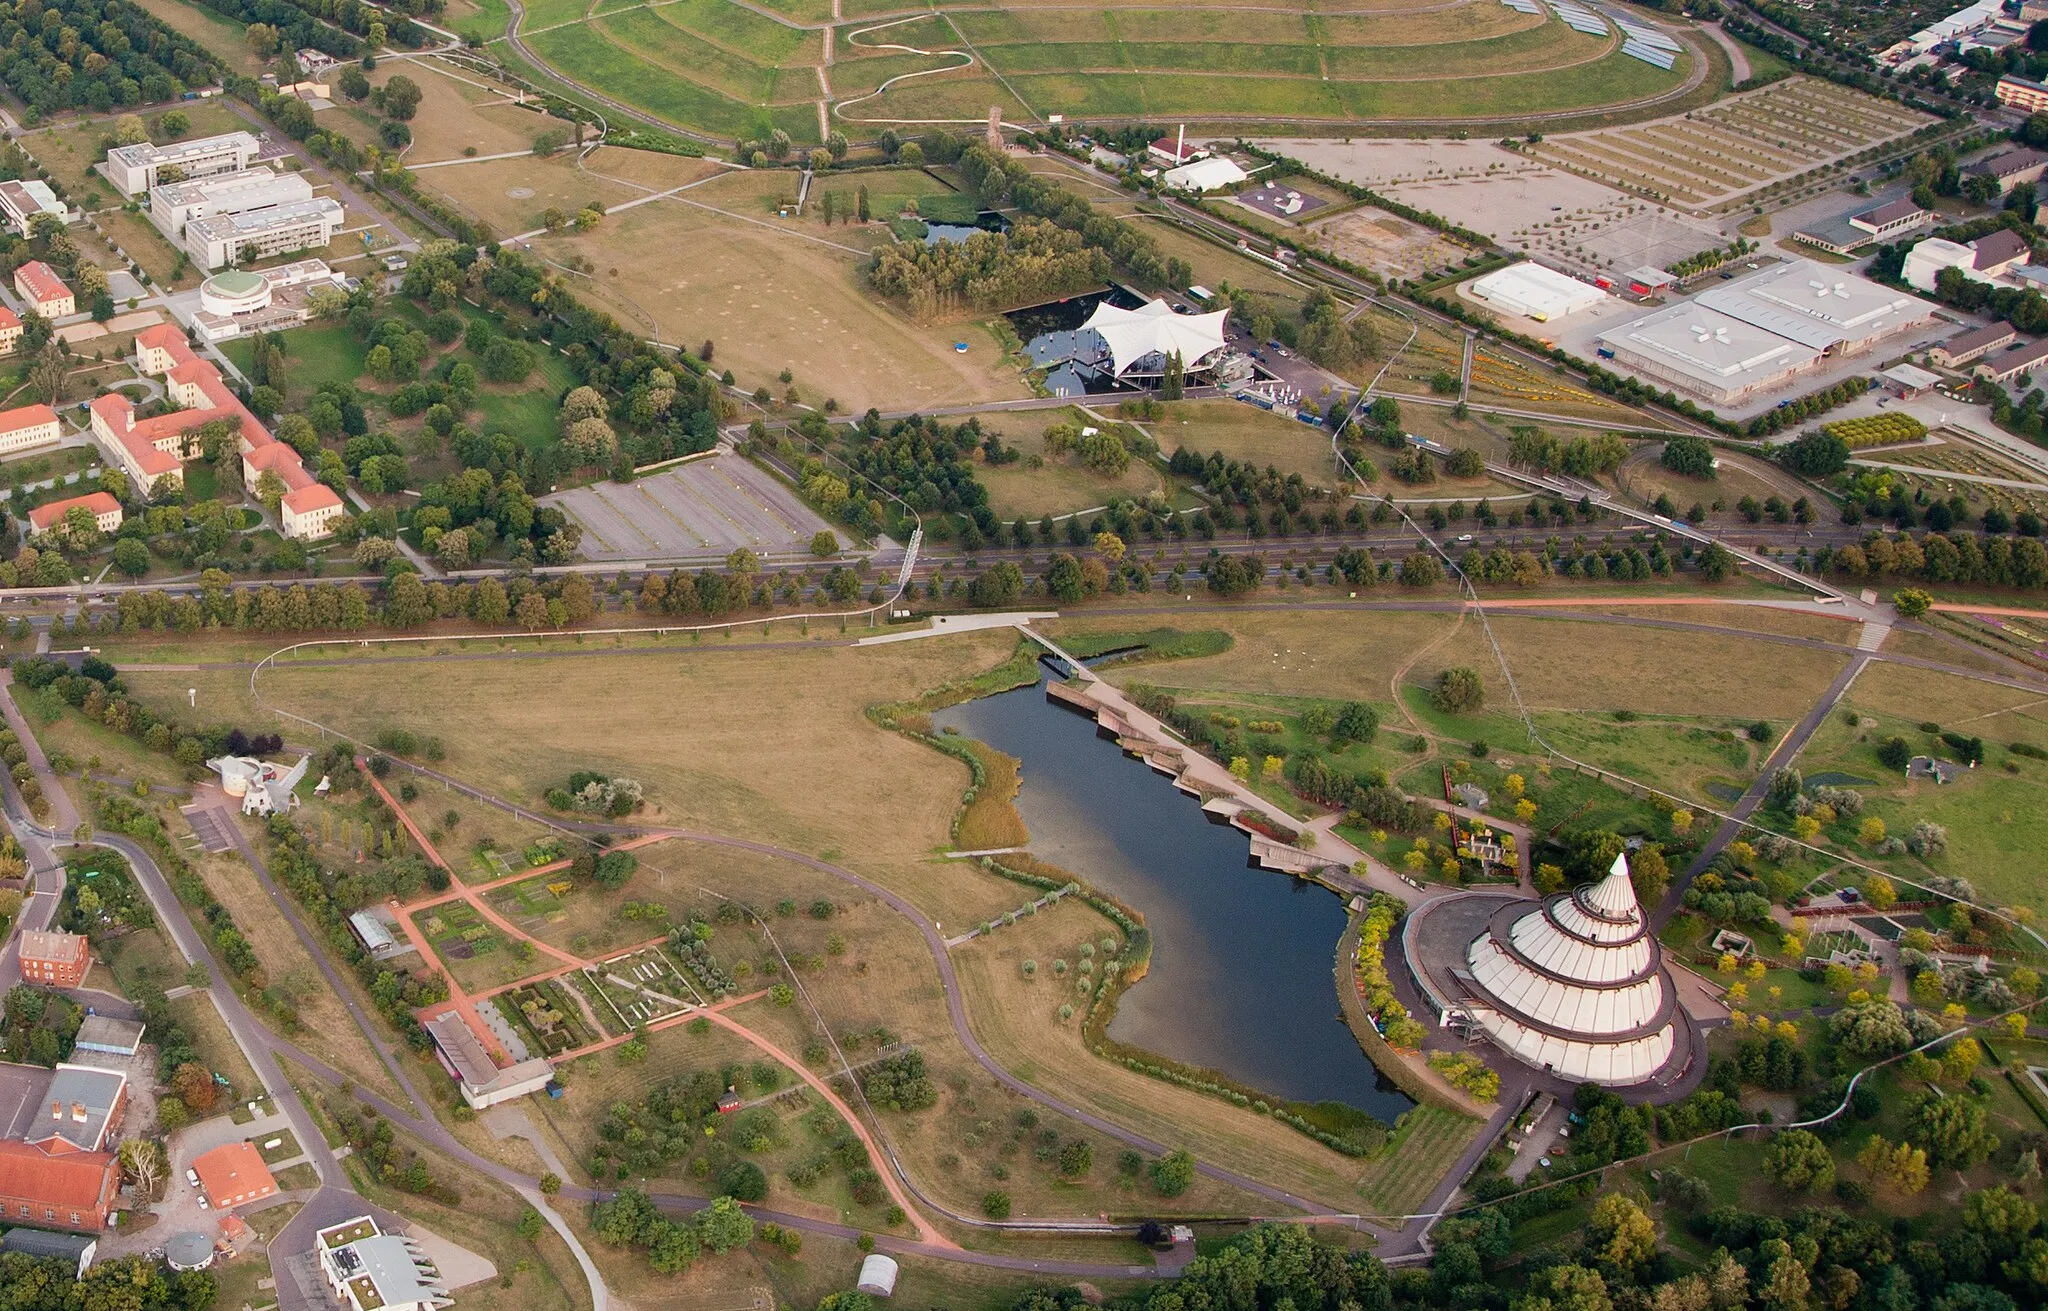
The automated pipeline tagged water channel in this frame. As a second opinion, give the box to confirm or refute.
[933,667,1414,1124]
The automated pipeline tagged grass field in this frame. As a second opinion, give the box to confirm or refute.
[977,415,1171,520]
[481,2,1695,145]
[476,171,1031,409]
[1162,398,1339,484]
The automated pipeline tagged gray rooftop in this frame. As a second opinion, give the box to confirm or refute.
[1598,301,1820,385]
[107,131,259,169]
[186,197,343,241]
[1696,260,1930,350]
[30,1063,127,1151]
[73,1015,146,1052]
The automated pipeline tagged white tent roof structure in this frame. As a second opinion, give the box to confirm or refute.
[1080,299,1229,378]
[1458,853,1682,1084]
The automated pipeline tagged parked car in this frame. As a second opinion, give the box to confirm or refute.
[186,1169,199,1187]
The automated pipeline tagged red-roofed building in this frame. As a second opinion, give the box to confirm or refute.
[0,304,22,353]
[93,324,343,537]
[29,492,122,536]
[0,1139,120,1231]
[0,402,59,455]
[1147,134,1208,167]
[191,1142,277,1209]
[13,260,73,317]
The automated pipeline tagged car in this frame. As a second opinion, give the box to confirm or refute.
[186,1169,199,1187]
[1455,533,1474,543]
[197,1196,209,1210]
[1266,339,1284,351]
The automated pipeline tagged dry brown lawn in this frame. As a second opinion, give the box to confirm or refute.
[402,58,584,162]
[186,842,405,1102]
[1050,608,1463,702]
[1424,614,1850,719]
[409,152,644,241]
[952,899,1410,1213]
[517,189,1030,410]
[1849,661,2048,728]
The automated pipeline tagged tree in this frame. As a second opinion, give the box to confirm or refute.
[1779,428,1851,477]
[982,1190,1012,1218]
[697,1196,754,1252]
[1206,554,1262,596]
[1859,1134,1930,1194]
[112,537,150,578]
[1432,667,1485,714]
[28,343,64,406]
[1965,1185,2038,1250]
[1894,588,1934,617]
[969,561,1023,608]
[1912,1092,1999,1169]
[516,591,550,632]
[119,1138,165,1195]
[380,75,423,121]
[338,66,371,101]
[810,530,838,557]
[385,572,433,628]
[1150,1148,1195,1196]
[255,469,288,512]
[1585,1194,1656,1270]
[170,1062,219,1112]
[1762,1129,1836,1193]
[1831,999,1912,1057]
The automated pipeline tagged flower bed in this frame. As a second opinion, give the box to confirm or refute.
[1356,892,1427,1049]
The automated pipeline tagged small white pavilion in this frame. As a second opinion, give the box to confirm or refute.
[1078,299,1230,380]
[207,754,310,816]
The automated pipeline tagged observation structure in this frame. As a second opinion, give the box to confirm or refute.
[1404,854,1698,1093]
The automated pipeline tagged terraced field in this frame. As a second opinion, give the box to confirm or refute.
[490,0,1702,146]
[1527,76,1936,214]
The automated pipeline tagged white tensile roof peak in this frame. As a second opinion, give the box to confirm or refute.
[1582,852,1642,921]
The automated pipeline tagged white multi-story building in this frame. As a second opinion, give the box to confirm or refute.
[316,1218,451,1311]
[149,168,312,241]
[183,197,344,271]
[101,132,261,196]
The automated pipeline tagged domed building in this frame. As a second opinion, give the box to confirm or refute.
[1404,853,1700,1093]
[199,268,272,318]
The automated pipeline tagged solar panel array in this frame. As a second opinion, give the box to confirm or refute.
[1608,9,1680,67]
[1549,1,1610,37]
[1498,0,1542,13]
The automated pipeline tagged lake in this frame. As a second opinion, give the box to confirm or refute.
[934,670,1413,1123]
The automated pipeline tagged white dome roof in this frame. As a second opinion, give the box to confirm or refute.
[1459,853,1679,1084]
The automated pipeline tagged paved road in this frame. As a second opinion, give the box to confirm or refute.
[1658,651,1876,925]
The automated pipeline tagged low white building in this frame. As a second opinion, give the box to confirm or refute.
[423,1011,554,1110]
[0,180,74,237]
[1904,230,2036,292]
[193,259,346,343]
[1161,156,1248,193]
[149,167,312,241]
[101,132,261,196]
[1469,262,1606,322]
[184,197,344,271]
[208,754,309,815]
[317,1218,450,1311]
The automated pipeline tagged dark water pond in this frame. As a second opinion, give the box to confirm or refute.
[934,670,1413,1123]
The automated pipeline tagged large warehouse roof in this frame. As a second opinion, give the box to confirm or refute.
[1080,299,1228,377]
[1697,259,1928,349]
[1595,302,1821,386]
[1469,262,1605,321]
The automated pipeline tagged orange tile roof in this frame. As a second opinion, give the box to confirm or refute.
[192,1142,276,1206]
[29,492,119,532]
[0,1139,117,1214]
[105,325,334,514]
[0,306,23,330]
[14,260,68,306]
[0,402,57,434]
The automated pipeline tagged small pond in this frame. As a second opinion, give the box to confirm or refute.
[935,668,1413,1123]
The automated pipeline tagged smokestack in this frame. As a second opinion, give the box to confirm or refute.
[73,1102,86,1122]
[1176,124,1185,163]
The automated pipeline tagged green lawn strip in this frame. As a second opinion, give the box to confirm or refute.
[1320,22,1603,79]
[655,0,819,64]
[601,9,785,104]
[1331,49,1684,119]
[526,24,774,141]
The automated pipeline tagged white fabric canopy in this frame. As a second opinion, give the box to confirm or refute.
[1081,300,1229,377]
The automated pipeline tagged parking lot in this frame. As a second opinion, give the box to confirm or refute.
[542,455,843,563]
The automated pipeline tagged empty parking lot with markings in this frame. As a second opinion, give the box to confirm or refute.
[540,456,842,562]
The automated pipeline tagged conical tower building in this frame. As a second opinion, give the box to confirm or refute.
[1458,853,1681,1084]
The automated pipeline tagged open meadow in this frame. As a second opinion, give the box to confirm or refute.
[463,0,1700,145]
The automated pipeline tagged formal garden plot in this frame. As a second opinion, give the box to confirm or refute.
[587,945,701,1027]
[500,976,608,1056]
[421,902,542,993]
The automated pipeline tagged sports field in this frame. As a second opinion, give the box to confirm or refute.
[482,0,1699,145]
